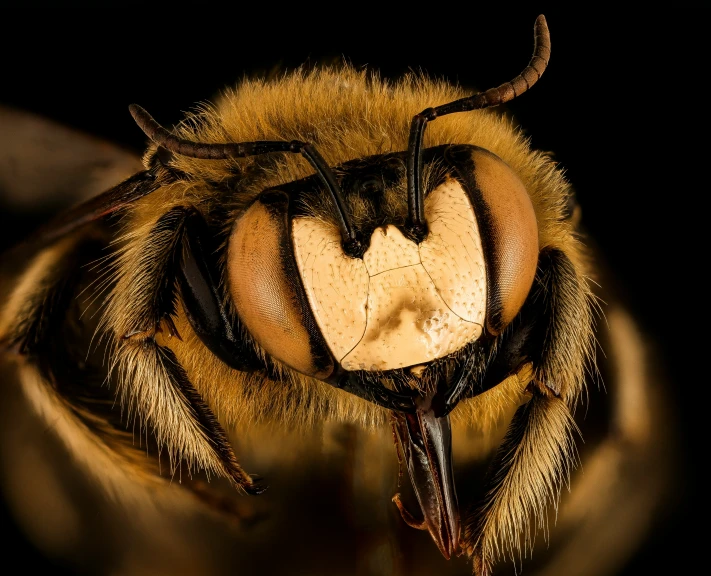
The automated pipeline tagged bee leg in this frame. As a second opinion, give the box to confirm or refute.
[108,207,265,494]
[462,393,578,576]
[459,247,591,574]
[113,338,265,494]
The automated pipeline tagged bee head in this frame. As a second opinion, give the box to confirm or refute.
[126,13,550,417]
[227,144,539,402]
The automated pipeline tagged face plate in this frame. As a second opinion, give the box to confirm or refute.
[293,179,486,371]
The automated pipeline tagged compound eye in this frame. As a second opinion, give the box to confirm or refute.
[227,192,334,379]
[451,147,539,335]
[475,149,539,334]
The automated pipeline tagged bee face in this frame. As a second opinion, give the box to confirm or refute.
[228,145,539,383]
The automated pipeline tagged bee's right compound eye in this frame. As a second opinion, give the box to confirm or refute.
[447,146,540,336]
[227,191,335,379]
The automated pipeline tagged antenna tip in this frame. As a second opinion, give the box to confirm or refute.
[128,104,145,121]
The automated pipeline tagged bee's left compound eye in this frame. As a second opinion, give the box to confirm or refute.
[227,192,335,379]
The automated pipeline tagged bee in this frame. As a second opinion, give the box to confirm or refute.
[0,15,672,576]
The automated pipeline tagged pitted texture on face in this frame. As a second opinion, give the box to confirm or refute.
[293,179,486,371]
[342,262,481,370]
[363,225,420,275]
[419,179,487,323]
[290,218,370,364]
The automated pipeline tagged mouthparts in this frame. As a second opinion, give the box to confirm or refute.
[392,397,460,559]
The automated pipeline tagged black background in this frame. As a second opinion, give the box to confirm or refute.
[0,5,695,574]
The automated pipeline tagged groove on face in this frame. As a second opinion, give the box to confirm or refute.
[293,178,486,371]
